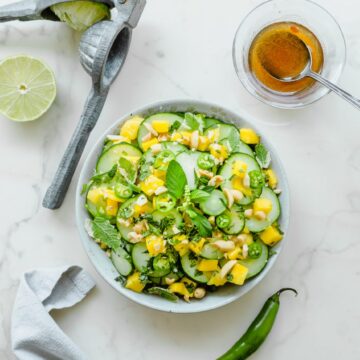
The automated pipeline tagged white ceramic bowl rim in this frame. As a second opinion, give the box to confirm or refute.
[76,99,290,313]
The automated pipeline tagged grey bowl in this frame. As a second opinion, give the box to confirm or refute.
[75,99,290,313]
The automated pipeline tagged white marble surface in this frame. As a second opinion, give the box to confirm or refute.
[1,0,360,359]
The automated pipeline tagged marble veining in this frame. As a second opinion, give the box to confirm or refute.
[1,0,360,359]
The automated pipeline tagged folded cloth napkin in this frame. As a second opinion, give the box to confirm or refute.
[11,265,95,360]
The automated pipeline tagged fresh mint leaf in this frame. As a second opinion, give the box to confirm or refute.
[119,157,136,183]
[166,160,187,199]
[169,120,181,133]
[92,217,121,250]
[184,112,204,131]
[81,183,89,195]
[185,208,212,237]
[190,189,211,203]
[255,143,271,169]
[92,164,117,183]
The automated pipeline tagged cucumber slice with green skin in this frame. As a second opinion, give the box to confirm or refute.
[221,208,245,235]
[199,189,227,216]
[147,287,179,302]
[200,243,224,260]
[176,151,202,190]
[203,117,222,130]
[132,242,151,273]
[180,253,209,283]
[137,113,184,150]
[152,209,183,235]
[111,247,133,276]
[143,142,187,163]
[246,187,281,232]
[205,124,254,157]
[96,143,142,174]
[220,153,261,205]
[238,240,268,279]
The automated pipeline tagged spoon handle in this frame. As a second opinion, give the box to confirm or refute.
[43,87,108,209]
[309,71,360,110]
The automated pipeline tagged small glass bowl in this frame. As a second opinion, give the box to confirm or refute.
[233,0,346,109]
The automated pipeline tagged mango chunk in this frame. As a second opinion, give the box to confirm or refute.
[253,198,272,214]
[266,169,278,189]
[229,263,248,285]
[260,226,283,246]
[240,128,259,144]
[146,235,166,257]
[140,175,164,196]
[207,272,227,286]
[106,198,118,217]
[125,272,145,293]
[152,120,169,133]
[120,116,143,140]
[197,259,218,272]
[189,238,206,255]
[142,137,159,151]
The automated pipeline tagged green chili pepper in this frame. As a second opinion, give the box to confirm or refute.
[115,183,133,199]
[217,288,297,360]
[154,150,175,170]
[248,242,262,259]
[154,192,176,212]
[197,153,215,170]
[216,213,231,229]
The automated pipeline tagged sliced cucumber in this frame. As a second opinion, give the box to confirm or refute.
[86,183,108,219]
[116,195,141,241]
[200,242,224,260]
[180,253,209,283]
[132,242,151,273]
[238,240,268,279]
[220,153,261,205]
[176,151,201,190]
[199,189,227,216]
[111,247,133,276]
[147,287,179,302]
[246,187,281,232]
[205,124,254,157]
[143,141,187,163]
[152,209,183,235]
[203,117,222,130]
[221,208,245,235]
[137,113,183,150]
[96,143,142,174]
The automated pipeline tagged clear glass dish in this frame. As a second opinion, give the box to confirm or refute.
[233,0,346,109]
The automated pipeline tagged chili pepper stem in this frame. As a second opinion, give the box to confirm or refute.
[276,287,298,297]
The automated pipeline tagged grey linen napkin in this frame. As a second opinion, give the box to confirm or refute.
[11,265,95,360]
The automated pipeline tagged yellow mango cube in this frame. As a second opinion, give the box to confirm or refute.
[169,282,190,297]
[209,144,228,161]
[133,202,152,217]
[173,235,189,256]
[207,272,227,286]
[170,132,182,142]
[227,246,241,260]
[120,116,143,140]
[207,128,220,143]
[106,199,118,217]
[140,175,164,196]
[179,131,192,146]
[231,177,252,196]
[198,136,210,151]
[125,272,145,293]
[232,160,248,177]
[260,226,283,246]
[229,264,248,285]
[253,198,273,214]
[152,168,166,181]
[146,235,166,256]
[189,238,206,255]
[152,120,170,133]
[197,259,218,272]
[240,128,260,144]
[142,137,159,151]
[87,187,103,204]
[265,169,278,189]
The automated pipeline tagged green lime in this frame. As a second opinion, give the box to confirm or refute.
[0,55,56,122]
[51,1,111,32]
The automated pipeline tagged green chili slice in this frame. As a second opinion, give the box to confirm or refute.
[154,150,175,170]
[216,213,231,229]
[217,288,297,360]
[115,183,133,199]
[197,153,215,170]
[248,242,262,259]
[154,192,176,212]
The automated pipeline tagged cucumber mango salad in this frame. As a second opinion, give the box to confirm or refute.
[83,112,283,302]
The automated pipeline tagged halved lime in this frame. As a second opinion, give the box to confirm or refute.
[0,55,56,122]
[51,1,111,32]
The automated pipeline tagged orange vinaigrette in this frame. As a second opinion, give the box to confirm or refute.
[249,22,324,93]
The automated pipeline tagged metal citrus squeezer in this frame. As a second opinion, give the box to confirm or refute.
[0,0,146,209]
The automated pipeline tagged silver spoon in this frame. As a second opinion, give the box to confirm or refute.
[261,35,360,110]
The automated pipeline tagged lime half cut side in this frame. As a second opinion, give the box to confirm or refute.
[0,55,56,122]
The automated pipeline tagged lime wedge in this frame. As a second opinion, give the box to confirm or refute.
[0,55,56,122]
[51,1,111,32]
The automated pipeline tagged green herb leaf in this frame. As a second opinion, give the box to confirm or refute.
[185,208,212,237]
[119,157,136,183]
[81,183,89,195]
[92,217,121,250]
[190,189,211,202]
[255,143,271,169]
[169,120,181,133]
[147,287,179,302]
[166,160,187,199]
[91,164,117,183]
[184,112,204,131]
